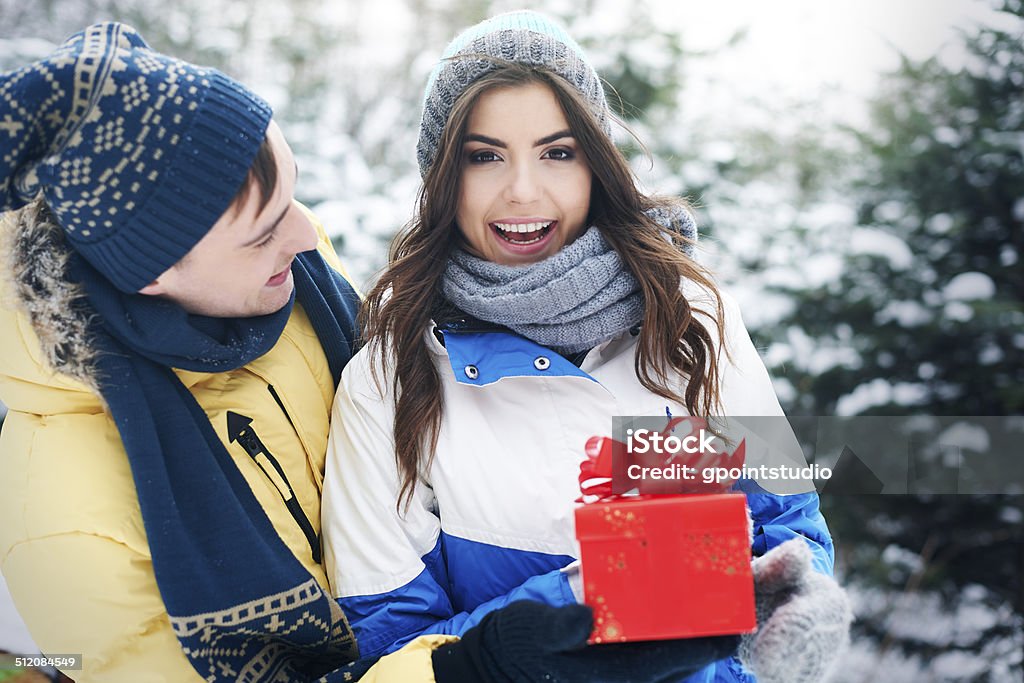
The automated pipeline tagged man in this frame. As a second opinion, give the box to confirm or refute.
[0,22,449,681]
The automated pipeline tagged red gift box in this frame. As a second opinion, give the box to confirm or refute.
[574,420,756,643]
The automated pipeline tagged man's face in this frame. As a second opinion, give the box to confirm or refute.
[140,121,318,317]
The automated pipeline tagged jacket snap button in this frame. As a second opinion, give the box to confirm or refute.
[464,365,479,380]
[534,356,551,371]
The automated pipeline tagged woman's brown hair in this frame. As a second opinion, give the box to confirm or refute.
[361,61,726,511]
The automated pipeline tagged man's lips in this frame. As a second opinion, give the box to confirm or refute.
[266,264,291,287]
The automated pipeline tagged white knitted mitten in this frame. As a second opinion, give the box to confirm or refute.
[738,539,853,683]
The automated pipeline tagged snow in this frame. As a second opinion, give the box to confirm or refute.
[730,287,795,329]
[880,544,924,573]
[943,300,975,323]
[934,125,962,146]
[833,641,927,683]
[926,212,956,234]
[839,585,1024,679]
[803,202,858,229]
[1000,506,1024,524]
[942,271,997,301]
[876,300,933,327]
[0,37,56,69]
[0,573,37,655]
[849,228,914,270]
[782,326,862,377]
[801,253,846,289]
[936,421,992,452]
[873,200,906,224]
[770,376,797,405]
[835,378,930,415]
[930,650,992,678]
[978,342,1004,365]
[854,583,1020,649]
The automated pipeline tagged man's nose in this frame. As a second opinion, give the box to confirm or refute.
[282,202,318,254]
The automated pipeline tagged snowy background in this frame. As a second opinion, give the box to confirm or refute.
[2,0,1022,680]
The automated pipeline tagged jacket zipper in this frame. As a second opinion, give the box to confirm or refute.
[234,385,322,564]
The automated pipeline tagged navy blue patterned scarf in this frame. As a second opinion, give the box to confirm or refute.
[70,248,370,681]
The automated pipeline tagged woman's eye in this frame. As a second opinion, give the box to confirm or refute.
[469,150,500,163]
[544,147,575,161]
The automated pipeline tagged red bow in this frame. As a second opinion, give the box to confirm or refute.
[577,417,746,502]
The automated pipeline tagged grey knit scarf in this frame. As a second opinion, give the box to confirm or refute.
[441,208,696,354]
[442,208,696,354]
[442,226,640,354]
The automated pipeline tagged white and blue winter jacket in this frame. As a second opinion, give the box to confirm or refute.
[322,287,835,682]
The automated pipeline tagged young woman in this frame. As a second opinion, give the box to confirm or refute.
[323,11,850,683]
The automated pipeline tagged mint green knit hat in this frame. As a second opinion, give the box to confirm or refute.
[416,10,612,178]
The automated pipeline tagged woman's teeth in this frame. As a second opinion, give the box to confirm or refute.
[494,221,553,244]
[495,221,552,233]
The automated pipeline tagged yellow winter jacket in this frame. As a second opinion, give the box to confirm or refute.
[0,208,452,681]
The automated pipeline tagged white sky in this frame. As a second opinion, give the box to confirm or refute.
[500,0,1010,102]
[665,1,1009,93]
[343,0,1013,132]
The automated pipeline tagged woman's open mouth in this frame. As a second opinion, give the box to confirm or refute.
[492,220,554,245]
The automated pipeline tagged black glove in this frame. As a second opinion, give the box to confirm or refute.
[432,600,739,683]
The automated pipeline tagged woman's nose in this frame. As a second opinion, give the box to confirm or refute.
[503,161,542,204]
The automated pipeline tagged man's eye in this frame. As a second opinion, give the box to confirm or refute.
[469,150,500,163]
[255,232,278,249]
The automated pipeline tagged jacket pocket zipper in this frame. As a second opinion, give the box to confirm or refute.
[229,386,322,564]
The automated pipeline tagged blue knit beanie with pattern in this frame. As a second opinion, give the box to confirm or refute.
[417,10,612,178]
[0,22,272,292]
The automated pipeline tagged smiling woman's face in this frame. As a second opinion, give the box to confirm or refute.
[455,82,593,266]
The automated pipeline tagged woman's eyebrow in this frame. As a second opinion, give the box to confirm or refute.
[534,130,573,146]
[465,130,574,147]
[465,133,506,147]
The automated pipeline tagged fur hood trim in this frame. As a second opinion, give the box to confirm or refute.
[3,199,100,393]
